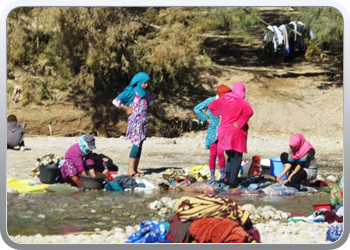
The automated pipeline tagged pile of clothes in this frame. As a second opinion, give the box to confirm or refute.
[126,195,260,243]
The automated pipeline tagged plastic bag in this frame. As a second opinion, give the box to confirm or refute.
[261,184,299,196]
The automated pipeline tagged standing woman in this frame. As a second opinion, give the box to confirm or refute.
[112,72,155,177]
[208,82,253,188]
[193,85,231,182]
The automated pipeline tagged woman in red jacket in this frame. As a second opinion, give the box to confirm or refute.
[208,82,253,188]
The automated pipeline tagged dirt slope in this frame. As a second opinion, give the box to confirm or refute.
[6,8,343,161]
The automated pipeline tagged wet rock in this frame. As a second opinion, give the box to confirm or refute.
[326,175,339,182]
[242,204,256,214]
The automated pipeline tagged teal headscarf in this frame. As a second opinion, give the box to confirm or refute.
[117,72,150,106]
[79,134,90,155]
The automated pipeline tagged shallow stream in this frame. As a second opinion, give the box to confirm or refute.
[7,186,332,236]
[7,163,342,236]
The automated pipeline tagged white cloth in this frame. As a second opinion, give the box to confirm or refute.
[266,25,283,52]
[279,24,290,53]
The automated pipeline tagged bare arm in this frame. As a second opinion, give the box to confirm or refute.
[121,105,133,116]
[276,163,292,183]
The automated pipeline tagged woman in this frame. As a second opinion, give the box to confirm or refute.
[208,82,253,188]
[193,85,231,182]
[112,72,155,177]
[59,134,111,192]
[276,133,317,190]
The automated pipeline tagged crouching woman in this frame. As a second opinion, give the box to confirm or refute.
[276,133,317,190]
[59,134,111,192]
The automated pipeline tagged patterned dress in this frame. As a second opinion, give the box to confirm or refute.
[193,96,220,149]
[113,92,155,147]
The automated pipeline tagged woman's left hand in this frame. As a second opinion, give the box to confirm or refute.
[233,122,238,127]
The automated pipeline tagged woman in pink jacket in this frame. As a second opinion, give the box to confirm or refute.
[208,82,253,188]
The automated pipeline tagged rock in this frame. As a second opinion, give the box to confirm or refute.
[242,204,256,214]
[149,200,161,210]
[326,175,339,182]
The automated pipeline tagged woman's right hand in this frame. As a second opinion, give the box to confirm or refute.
[276,176,283,183]
[126,107,133,115]
[121,105,133,116]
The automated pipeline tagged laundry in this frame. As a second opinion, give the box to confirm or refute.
[126,220,171,243]
[7,178,50,193]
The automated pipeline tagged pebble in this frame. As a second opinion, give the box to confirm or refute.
[10,221,336,244]
[8,197,340,244]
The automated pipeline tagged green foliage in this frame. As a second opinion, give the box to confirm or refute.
[304,39,322,61]
[7,7,341,106]
[191,7,261,42]
[292,7,343,48]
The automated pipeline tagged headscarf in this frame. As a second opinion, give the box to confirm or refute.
[79,134,90,155]
[224,82,245,102]
[216,84,231,97]
[289,133,315,159]
[117,72,150,106]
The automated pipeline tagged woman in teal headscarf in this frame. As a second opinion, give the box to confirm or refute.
[113,72,155,177]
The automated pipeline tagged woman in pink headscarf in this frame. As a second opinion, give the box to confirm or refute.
[208,82,253,188]
[276,133,317,190]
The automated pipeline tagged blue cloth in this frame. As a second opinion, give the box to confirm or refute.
[104,181,123,191]
[78,134,90,155]
[126,220,171,243]
[326,224,343,242]
[340,176,343,189]
[193,96,220,149]
[116,72,150,106]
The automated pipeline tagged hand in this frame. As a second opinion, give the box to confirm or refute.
[276,176,283,183]
[233,122,238,128]
[207,119,212,125]
[78,186,85,192]
[126,107,133,115]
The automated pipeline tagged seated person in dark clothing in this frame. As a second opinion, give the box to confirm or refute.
[276,133,317,190]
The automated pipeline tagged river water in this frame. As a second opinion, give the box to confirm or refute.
[7,162,342,236]
[7,186,333,236]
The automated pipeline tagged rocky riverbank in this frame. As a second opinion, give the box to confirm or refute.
[6,134,343,245]
[9,199,336,244]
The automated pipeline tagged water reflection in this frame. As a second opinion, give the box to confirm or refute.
[7,188,331,236]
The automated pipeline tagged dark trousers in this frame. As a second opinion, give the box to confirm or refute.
[280,152,307,190]
[226,150,243,187]
[7,140,24,149]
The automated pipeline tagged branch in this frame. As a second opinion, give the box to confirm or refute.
[141,21,164,30]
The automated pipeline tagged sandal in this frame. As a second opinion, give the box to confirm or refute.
[127,172,145,177]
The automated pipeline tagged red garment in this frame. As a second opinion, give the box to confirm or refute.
[71,176,83,187]
[324,211,343,224]
[189,217,250,243]
[208,84,253,153]
[164,213,192,243]
[216,84,231,97]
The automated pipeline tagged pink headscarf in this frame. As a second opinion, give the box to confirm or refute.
[225,82,245,102]
[289,133,315,159]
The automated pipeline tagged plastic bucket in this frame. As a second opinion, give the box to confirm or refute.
[269,157,287,180]
[312,203,331,211]
[239,161,250,177]
[39,164,59,184]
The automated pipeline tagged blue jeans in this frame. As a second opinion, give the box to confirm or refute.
[226,150,243,187]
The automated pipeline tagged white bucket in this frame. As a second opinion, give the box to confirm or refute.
[239,160,250,177]
[260,158,271,174]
